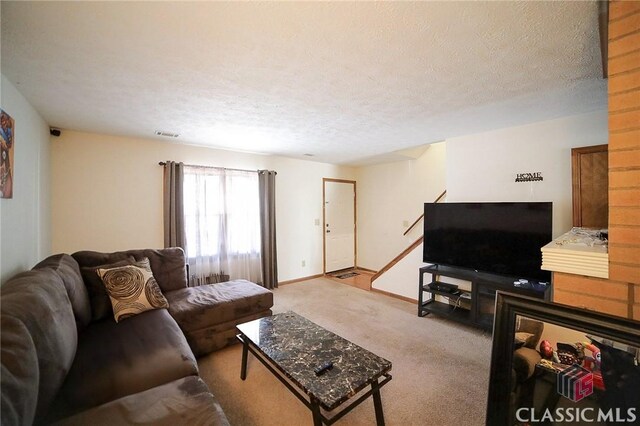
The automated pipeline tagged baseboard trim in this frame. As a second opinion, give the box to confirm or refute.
[370,287,417,304]
[356,266,378,274]
[278,274,324,286]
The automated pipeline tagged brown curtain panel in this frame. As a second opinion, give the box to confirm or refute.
[258,170,278,289]
[163,161,186,250]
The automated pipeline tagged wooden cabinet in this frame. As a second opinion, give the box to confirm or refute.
[572,144,608,229]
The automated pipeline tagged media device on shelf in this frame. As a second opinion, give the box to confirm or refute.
[422,202,552,282]
[427,281,459,294]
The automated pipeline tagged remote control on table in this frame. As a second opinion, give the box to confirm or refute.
[314,361,333,376]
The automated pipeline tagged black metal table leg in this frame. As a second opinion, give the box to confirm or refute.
[311,397,323,426]
[372,380,385,426]
[236,329,392,425]
[240,335,249,380]
[418,270,424,317]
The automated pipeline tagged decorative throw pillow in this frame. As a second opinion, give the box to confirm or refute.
[81,257,137,321]
[97,258,169,323]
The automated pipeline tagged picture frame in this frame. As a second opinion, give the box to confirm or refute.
[0,109,15,198]
[486,292,640,425]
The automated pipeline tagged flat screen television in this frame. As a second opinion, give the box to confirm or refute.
[423,202,552,281]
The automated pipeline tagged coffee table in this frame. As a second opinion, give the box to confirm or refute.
[236,311,392,426]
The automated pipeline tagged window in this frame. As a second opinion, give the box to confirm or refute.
[182,166,261,284]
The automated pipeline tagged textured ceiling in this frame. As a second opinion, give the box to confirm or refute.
[1,1,606,165]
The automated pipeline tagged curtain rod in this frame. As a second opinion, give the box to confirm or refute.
[158,162,275,174]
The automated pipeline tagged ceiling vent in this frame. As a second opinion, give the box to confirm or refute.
[155,130,180,138]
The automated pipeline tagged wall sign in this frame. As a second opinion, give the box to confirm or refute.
[515,172,543,183]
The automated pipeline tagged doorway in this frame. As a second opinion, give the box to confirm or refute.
[323,179,356,273]
[572,144,608,228]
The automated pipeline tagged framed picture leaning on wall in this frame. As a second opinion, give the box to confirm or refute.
[487,292,640,425]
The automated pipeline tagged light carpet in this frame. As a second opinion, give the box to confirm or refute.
[197,278,492,425]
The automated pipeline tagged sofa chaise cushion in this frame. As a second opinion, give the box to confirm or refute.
[166,279,273,332]
[165,279,273,356]
[51,309,198,420]
[53,376,229,426]
[183,310,273,356]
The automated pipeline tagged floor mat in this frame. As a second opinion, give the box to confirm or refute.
[335,272,359,279]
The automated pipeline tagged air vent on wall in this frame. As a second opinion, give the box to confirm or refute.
[155,130,180,138]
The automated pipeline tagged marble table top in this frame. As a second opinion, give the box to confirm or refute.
[237,311,392,411]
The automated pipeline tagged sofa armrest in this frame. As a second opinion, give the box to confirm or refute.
[513,347,542,383]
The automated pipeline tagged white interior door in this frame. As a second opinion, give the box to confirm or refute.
[324,180,355,273]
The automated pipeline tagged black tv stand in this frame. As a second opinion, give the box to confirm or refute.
[418,265,550,330]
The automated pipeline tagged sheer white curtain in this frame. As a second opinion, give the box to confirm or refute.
[183,166,262,285]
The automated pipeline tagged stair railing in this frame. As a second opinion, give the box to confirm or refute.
[370,190,446,284]
[402,190,446,236]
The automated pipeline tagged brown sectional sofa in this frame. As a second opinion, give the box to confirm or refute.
[1,248,273,425]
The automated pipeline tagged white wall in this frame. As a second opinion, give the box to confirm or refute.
[368,111,608,299]
[0,75,51,284]
[538,321,587,348]
[371,243,425,300]
[51,130,355,282]
[446,110,608,238]
[45,109,607,294]
[356,142,446,270]
[355,143,446,300]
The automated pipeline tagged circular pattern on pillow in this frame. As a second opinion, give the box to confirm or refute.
[101,268,145,301]
[145,278,167,307]
[96,258,169,323]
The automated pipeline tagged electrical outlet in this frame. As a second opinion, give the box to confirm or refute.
[402,220,409,227]
[301,260,306,267]
[314,219,320,226]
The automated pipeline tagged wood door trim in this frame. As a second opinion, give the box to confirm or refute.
[323,178,356,184]
[572,144,608,227]
[370,287,418,304]
[322,178,357,274]
[279,274,325,286]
